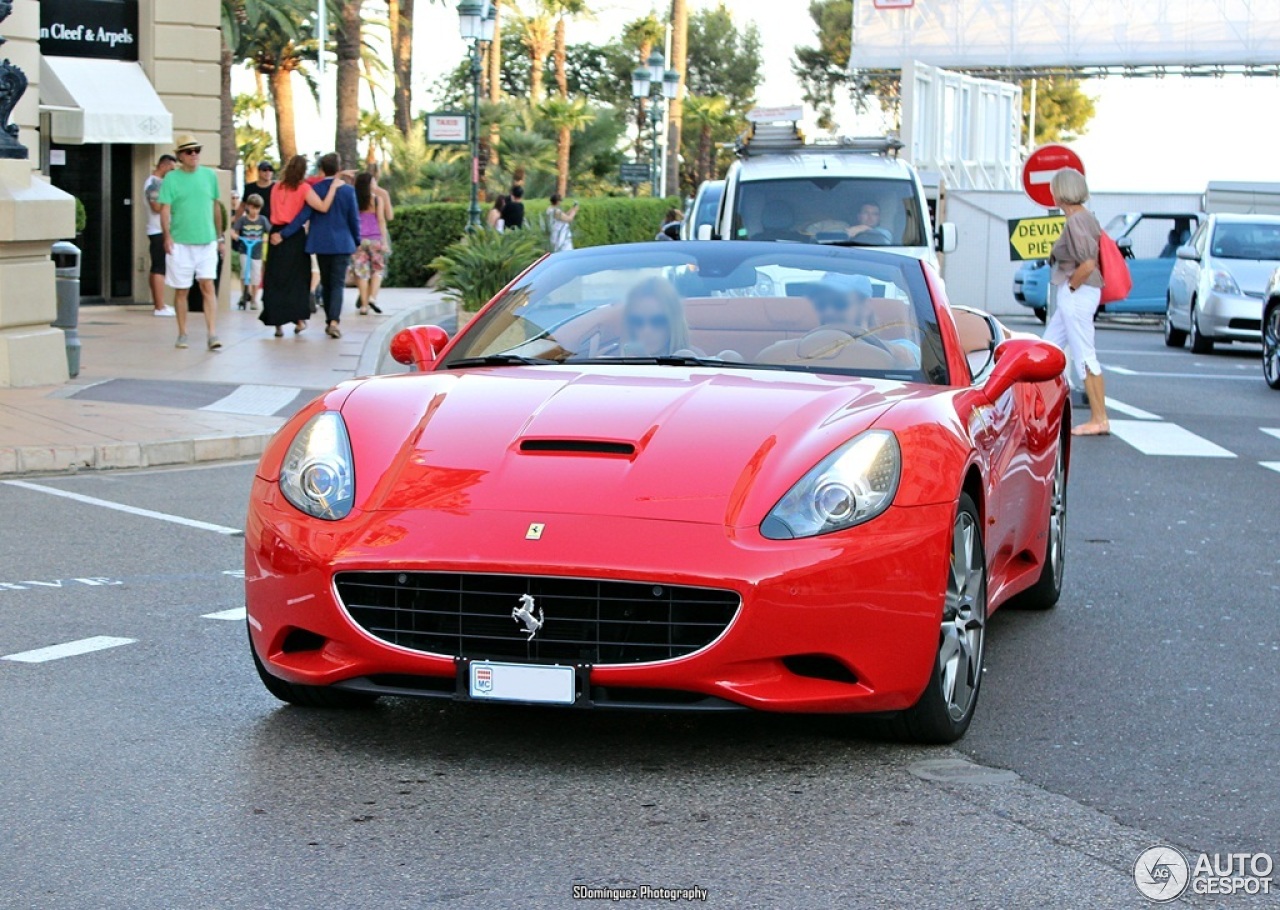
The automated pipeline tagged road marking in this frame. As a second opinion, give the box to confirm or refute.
[1105,399,1161,421]
[202,607,247,621]
[1105,365,1138,375]
[3,480,242,536]
[1109,420,1236,458]
[1103,366,1258,381]
[1262,428,1280,442]
[2,636,135,663]
[1262,463,1280,475]
[200,384,302,416]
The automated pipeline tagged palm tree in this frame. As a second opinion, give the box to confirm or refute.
[234,92,275,178]
[221,0,303,168]
[682,94,729,186]
[388,0,415,135]
[239,4,317,162]
[335,0,363,167]
[359,109,399,166]
[539,95,593,197]
[544,0,587,100]
[517,8,554,103]
[666,0,688,195]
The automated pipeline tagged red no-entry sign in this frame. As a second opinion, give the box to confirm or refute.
[1022,145,1084,208]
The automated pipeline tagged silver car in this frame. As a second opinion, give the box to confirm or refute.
[1165,213,1280,353]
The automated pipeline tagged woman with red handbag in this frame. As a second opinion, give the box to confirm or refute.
[1045,167,1110,436]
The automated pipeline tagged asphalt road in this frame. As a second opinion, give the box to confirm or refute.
[2,320,1277,909]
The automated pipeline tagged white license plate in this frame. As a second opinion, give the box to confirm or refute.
[468,661,576,705]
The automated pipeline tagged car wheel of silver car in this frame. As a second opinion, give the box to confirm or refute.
[1163,297,1187,348]
[1265,303,1280,390]
[1011,434,1068,611]
[1190,302,1215,354]
[895,493,986,744]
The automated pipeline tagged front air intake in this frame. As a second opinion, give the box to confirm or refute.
[519,439,636,456]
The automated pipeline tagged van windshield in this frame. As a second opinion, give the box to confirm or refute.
[732,177,928,247]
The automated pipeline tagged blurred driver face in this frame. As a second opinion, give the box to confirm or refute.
[625,296,672,355]
[858,203,881,227]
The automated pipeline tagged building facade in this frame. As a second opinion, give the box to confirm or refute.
[32,0,223,303]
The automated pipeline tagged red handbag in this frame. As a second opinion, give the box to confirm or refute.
[1097,230,1132,306]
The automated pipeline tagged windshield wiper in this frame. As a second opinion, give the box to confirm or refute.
[445,354,560,369]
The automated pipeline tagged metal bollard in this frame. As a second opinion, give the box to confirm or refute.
[51,241,81,378]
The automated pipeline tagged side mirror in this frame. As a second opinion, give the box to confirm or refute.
[390,325,449,371]
[695,223,713,241]
[1176,245,1200,261]
[936,222,957,254]
[1116,236,1134,259]
[983,339,1066,402]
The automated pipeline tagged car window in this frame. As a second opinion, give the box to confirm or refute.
[1191,221,1209,256]
[1124,216,1197,259]
[1209,222,1280,260]
[441,245,950,385]
[731,178,927,247]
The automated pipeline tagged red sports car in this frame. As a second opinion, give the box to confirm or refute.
[246,242,1069,743]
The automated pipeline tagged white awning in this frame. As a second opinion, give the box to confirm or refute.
[39,56,173,145]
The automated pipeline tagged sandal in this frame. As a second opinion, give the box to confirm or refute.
[368,299,383,314]
[1071,421,1111,437]
[295,322,307,334]
[274,327,284,338]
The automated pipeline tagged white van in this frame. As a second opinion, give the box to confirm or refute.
[706,115,956,268]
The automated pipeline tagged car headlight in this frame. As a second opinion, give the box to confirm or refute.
[279,411,355,520]
[761,430,901,540]
[1212,269,1241,295]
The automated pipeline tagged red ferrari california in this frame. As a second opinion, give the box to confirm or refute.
[246,242,1069,742]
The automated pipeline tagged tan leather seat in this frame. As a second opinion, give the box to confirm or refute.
[684,296,818,360]
[757,329,899,371]
[952,309,998,377]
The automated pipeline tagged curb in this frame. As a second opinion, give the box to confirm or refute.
[1,432,273,478]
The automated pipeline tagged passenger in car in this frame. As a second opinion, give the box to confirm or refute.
[622,278,694,357]
[806,275,920,364]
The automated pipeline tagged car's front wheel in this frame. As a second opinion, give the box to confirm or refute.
[248,623,380,709]
[1264,302,1280,390]
[1190,302,1215,354]
[1009,435,1067,610]
[1163,297,1187,348]
[895,494,987,744]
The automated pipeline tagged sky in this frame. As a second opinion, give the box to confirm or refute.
[276,0,1280,194]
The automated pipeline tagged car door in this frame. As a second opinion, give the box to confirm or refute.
[1170,221,1208,327]
[1113,215,1198,314]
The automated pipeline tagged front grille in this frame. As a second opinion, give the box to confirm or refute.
[1228,318,1262,331]
[336,572,740,665]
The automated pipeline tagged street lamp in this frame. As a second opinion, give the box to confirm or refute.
[631,51,680,196]
[457,0,494,228]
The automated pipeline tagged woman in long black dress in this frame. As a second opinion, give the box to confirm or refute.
[261,156,339,337]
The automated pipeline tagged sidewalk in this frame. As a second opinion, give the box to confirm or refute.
[0,287,455,476]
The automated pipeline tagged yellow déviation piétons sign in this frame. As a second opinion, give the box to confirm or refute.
[1008,215,1065,261]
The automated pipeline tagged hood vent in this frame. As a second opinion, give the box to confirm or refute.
[520,439,637,456]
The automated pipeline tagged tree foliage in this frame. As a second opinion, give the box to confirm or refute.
[684,6,761,113]
[1023,78,1096,144]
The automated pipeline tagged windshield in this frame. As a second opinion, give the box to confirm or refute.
[440,244,949,384]
[1210,222,1280,261]
[731,177,927,247]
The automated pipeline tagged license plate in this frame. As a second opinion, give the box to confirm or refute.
[467,661,576,705]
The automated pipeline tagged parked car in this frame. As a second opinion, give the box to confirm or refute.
[1165,214,1280,353]
[246,241,1069,744]
[682,180,724,240]
[1263,267,1280,389]
[1014,212,1199,322]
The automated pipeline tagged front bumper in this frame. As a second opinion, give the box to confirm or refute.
[245,479,954,714]
[1201,291,1264,341]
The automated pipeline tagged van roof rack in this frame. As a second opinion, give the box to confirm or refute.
[736,108,902,158]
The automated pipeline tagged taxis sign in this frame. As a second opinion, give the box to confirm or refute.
[1008,215,1065,261]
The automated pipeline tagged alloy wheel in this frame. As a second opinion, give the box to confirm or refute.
[940,510,986,723]
[1047,445,1067,590]
[1265,305,1280,389]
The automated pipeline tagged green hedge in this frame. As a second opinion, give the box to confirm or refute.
[385,196,681,288]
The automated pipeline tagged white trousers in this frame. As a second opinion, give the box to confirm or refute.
[1044,283,1103,377]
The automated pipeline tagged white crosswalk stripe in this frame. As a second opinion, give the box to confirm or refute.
[1106,398,1161,421]
[2,636,135,664]
[201,607,247,622]
[1108,420,1236,458]
[200,384,302,416]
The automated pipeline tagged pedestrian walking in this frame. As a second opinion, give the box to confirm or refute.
[501,185,526,229]
[262,155,340,337]
[487,194,508,232]
[278,153,359,339]
[143,154,177,316]
[1044,167,1110,436]
[159,134,226,350]
[545,194,578,251]
[231,194,268,310]
[655,207,684,241]
[236,160,275,223]
[351,172,389,315]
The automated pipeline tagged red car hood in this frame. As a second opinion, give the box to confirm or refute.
[342,366,923,527]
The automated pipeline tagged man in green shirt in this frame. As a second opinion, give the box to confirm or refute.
[159,134,226,350]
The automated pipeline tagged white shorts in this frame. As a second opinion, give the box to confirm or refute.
[1043,282,1103,376]
[165,242,218,289]
[243,256,263,286]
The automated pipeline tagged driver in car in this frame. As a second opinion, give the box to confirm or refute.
[807,274,920,363]
[845,202,893,243]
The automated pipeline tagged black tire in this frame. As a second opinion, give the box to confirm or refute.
[248,623,379,709]
[1163,297,1187,348]
[1033,306,1047,324]
[1264,302,1280,390]
[1008,433,1068,611]
[894,494,987,744]
[1189,303,1215,354]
